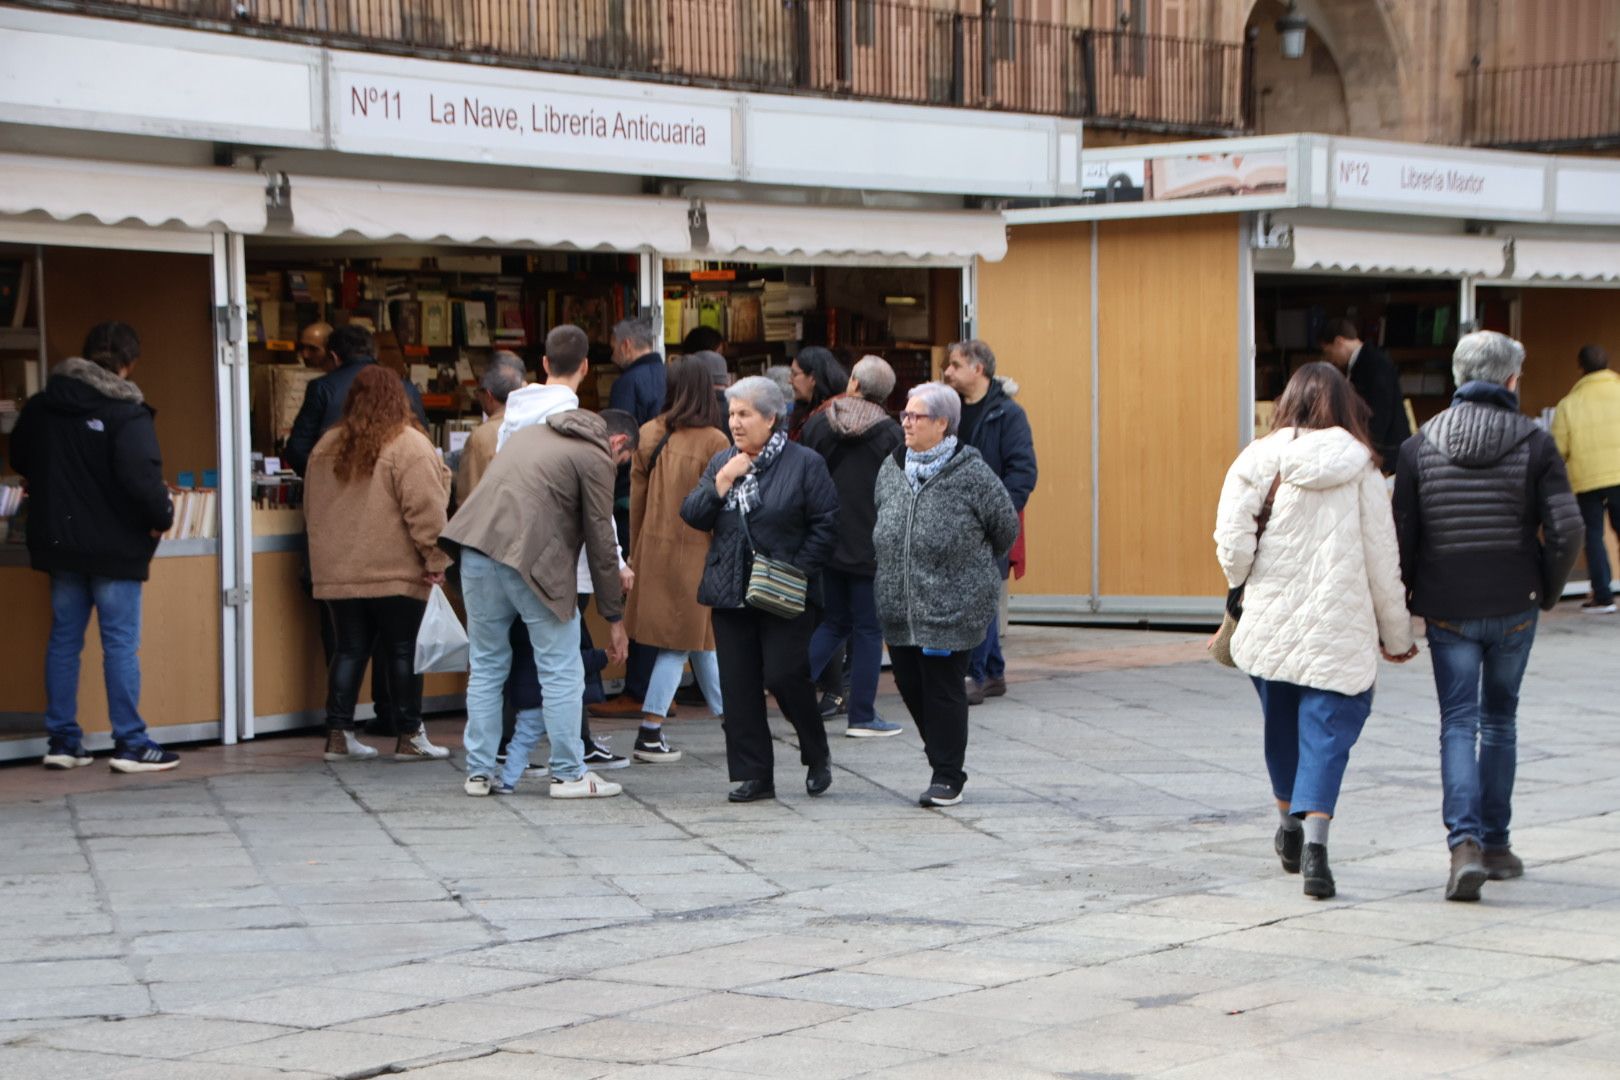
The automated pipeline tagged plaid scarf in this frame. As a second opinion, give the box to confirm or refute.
[723,430,789,513]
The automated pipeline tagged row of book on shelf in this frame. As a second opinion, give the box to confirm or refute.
[663,280,818,346]
[162,487,218,541]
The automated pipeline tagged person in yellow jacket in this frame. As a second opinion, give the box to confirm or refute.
[1552,345,1620,613]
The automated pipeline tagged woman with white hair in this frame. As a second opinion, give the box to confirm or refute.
[681,375,840,803]
[873,382,1019,807]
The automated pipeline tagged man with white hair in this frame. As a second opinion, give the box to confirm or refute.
[454,351,527,506]
[1393,330,1581,902]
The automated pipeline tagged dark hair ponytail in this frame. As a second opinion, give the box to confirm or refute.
[81,321,141,374]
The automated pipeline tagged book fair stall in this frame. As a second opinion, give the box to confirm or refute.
[983,133,1620,626]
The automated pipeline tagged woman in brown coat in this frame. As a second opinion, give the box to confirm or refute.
[305,365,453,763]
[625,355,730,764]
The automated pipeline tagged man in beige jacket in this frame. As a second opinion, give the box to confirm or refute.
[453,351,526,506]
[442,325,633,799]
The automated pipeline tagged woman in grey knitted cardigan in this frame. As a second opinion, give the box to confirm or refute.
[873,382,1019,807]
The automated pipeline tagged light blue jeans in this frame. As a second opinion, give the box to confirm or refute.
[45,572,150,748]
[460,549,585,784]
[643,648,723,719]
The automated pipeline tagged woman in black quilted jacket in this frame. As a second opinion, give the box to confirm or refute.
[681,376,840,804]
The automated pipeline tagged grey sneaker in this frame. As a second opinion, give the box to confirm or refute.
[846,719,903,738]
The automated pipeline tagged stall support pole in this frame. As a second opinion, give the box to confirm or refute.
[211,231,253,744]
[1459,276,1478,333]
[1238,214,1256,446]
[639,253,664,351]
[960,263,977,339]
[1089,221,1100,614]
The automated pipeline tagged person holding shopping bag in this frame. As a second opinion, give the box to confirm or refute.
[1214,362,1416,900]
[305,365,453,762]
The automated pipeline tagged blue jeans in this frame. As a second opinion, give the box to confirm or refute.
[460,549,585,785]
[968,615,1004,684]
[1426,609,1538,852]
[1252,677,1373,817]
[644,648,723,718]
[1577,487,1620,604]
[809,570,883,725]
[45,572,150,748]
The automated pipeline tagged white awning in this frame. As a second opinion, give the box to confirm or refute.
[285,175,691,252]
[1512,239,1620,282]
[0,153,268,233]
[1288,225,1506,278]
[702,201,1007,265]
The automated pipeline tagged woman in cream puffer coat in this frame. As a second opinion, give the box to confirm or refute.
[1215,362,1416,901]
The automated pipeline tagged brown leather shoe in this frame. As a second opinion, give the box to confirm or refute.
[1483,847,1524,880]
[1446,840,1488,902]
[965,679,986,706]
[983,676,1008,698]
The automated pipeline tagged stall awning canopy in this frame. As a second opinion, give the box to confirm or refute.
[701,201,1007,265]
[0,153,268,233]
[1287,225,1507,278]
[1512,239,1620,282]
[285,176,691,252]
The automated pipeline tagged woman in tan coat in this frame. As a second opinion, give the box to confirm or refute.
[625,355,730,764]
[305,365,453,763]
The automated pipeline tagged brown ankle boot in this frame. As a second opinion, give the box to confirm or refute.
[1483,847,1524,880]
[1446,840,1488,902]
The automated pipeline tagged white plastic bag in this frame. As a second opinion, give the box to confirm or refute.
[414,584,469,674]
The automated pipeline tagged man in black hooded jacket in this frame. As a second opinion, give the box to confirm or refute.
[12,322,180,773]
[1393,330,1581,904]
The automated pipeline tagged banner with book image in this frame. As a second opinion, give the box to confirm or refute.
[1082,149,1289,205]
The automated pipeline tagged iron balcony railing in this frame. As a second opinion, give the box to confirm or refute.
[27,0,1251,134]
[1464,59,1620,150]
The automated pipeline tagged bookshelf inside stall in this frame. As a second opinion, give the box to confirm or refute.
[243,249,640,527]
[661,260,961,411]
[1254,273,1462,434]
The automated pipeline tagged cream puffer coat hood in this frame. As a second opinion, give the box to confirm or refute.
[1215,426,1414,696]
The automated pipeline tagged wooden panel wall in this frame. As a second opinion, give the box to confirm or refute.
[0,557,222,735]
[975,221,1093,599]
[1097,214,1240,599]
[43,248,218,482]
[253,550,467,721]
[1514,287,1620,420]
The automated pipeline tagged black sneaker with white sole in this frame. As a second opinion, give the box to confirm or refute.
[109,742,180,774]
[919,783,962,807]
[583,737,630,770]
[632,727,682,764]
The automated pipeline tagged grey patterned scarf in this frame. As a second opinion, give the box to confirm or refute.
[724,430,789,513]
[904,436,958,491]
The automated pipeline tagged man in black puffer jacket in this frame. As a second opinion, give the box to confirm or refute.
[1393,330,1582,904]
[12,322,180,774]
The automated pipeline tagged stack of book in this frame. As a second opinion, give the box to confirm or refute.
[0,481,22,518]
[161,488,218,541]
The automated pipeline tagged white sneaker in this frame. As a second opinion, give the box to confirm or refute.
[549,771,623,799]
[523,765,550,779]
[394,728,451,761]
[324,730,379,761]
[464,774,492,797]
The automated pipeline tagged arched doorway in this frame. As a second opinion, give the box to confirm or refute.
[1242,0,1409,137]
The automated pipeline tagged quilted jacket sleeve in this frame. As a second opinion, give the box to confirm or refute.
[1533,431,1583,611]
[1358,466,1415,655]
[680,450,730,533]
[1213,443,1269,589]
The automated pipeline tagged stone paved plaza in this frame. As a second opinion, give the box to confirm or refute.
[2,616,1617,1080]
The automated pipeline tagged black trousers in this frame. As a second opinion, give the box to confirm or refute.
[889,645,971,790]
[712,605,830,783]
[309,561,394,726]
[323,596,426,736]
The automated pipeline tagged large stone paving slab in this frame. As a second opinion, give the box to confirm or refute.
[2,615,1618,1077]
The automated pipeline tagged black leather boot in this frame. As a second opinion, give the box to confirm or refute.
[1301,842,1335,899]
[1275,825,1303,874]
[728,779,776,803]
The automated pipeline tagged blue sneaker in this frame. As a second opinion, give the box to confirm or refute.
[846,718,903,738]
[109,742,180,774]
[43,740,94,770]
[490,780,516,795]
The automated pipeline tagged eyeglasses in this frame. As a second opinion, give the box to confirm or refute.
[899,411,936,424]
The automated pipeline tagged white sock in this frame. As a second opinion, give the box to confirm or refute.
[1303,816,1330,846]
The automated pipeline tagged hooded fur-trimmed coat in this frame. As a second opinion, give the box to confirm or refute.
[1214,426,1414,696]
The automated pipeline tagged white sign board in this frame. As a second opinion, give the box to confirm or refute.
[1553,167,1620,221]
[1331,146,1546,219]
[330,62,736,177]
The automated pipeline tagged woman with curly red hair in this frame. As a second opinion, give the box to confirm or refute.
[305,363,453,762]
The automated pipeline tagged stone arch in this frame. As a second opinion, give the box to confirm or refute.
[1239,0,1412,138]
